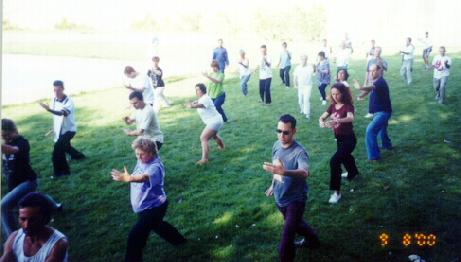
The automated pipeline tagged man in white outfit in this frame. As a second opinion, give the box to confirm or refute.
[400,37,415,86]
[431,46,452,104]
[294,55,315,120]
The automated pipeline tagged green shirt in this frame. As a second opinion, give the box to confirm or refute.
[208,72,225,99]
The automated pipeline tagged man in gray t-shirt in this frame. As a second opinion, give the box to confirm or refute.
[263,114,319,262]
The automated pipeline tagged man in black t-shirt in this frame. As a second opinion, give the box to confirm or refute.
[1,119,61,242]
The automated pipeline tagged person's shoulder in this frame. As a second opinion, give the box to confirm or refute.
[293,140,309,155]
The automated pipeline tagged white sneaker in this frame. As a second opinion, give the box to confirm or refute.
[328,192,341,204]
[322,100,327,105]
[364,113,373,118]
[341,172,348,178]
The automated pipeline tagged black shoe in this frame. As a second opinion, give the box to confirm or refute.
[294,237,320,249]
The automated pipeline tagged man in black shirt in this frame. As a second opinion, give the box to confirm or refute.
[1,119,61,241]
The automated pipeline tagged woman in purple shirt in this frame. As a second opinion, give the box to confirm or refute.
[111,137,186,261]
[319,83,359,204]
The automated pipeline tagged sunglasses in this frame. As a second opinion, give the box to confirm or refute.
[276,129,291,136]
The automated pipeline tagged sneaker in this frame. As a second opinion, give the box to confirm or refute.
[341,172,348,178]
[294,237,320,249]
[321,100,327,105]
[328,192,341,204]
[364,113,373,118]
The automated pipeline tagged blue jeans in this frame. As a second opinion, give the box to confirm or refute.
[366,111,392,160]
[280,66,291,87]
[240,74,251,96]
[1,179,37,240]
[212,93,227,122]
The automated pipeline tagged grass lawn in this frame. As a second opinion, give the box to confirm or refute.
[2,54,461,261]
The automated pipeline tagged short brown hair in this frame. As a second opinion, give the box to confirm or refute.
[132,137,158,156]
[211,60,220,70]
[124,66,136,75]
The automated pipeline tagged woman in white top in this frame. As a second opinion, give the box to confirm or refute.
[187,83,225,165]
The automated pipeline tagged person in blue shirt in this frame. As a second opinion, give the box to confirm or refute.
[111,137,186,261]
[212,39,229,73]
[353,64,393,160]
[263,114,319,262]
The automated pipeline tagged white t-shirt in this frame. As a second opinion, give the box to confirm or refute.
[422,37,432,49]
[336,48,351,67]
[197,95,223,125]
[51,96,77,142]
[126,74,155,105]
[402,44,415,60]
[259,55,272,79]
[132,105,164,143]
[239,58,251,77]
[294,64,315,87]
[432,55,452,79]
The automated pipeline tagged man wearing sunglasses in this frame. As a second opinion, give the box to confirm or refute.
[263,114,319,262]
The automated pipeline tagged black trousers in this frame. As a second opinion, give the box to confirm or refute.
[259,78,272,104]
[279,66,291,87]
[330,134,359,191]
[52,131,84,176]
[125,201,186,262]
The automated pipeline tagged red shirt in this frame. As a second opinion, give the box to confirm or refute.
[327,104,355,136]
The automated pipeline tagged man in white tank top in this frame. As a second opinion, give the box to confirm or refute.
[0,192,68,262]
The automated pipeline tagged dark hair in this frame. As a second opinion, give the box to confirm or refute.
[330,83,354,105]
[124,66,136,75]
[2,118,17,133]
[318,51,326,58]
[152,56,160,61]
[129,91,143,101]
[261,44,267,49]
[279,114,297,129]
[19,192,53,224]
[337,69,349,81]
[195,83,207,94]
[53,80,64,87]
[282,42,287,46]
[211,60,220,70]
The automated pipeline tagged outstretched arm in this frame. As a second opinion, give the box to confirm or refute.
[39,102,68,116]
[111,166,149,183]
[262,162,308,179]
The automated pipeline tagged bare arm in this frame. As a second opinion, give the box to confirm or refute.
[39,103,68,116]
[353,79,373,92]
[202,73,222,84]
[263,162,309,179]
[0,231,18,262]
[1,144,19,154]
[332,112,355,125]
[123,116,135,125]
[319,111,331,128]
[187,101,205,109]
[111,167,149,183]
[45,238,68,262]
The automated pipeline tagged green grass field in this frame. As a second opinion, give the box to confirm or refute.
[2,54,461,261]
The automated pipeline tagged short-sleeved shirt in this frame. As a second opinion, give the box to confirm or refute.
[207,72,225,99]
[132,105,164,143]
[336,48,351,67]
[294,64,314,87]
[370,77,392,113]
[279,50,292,69]
[238,58,251,77]
[127,74,155,105]
[2,136,37,191]
[317,60,331,85]
[272,140,309,207]
[432,55,452,79]
[327,104,355,137]
[197,94,223,125]
[130,156,167,213]
[402,44,415,60]
[51,95,77,142]
[259,55,272,79]
[148,67,165,87]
